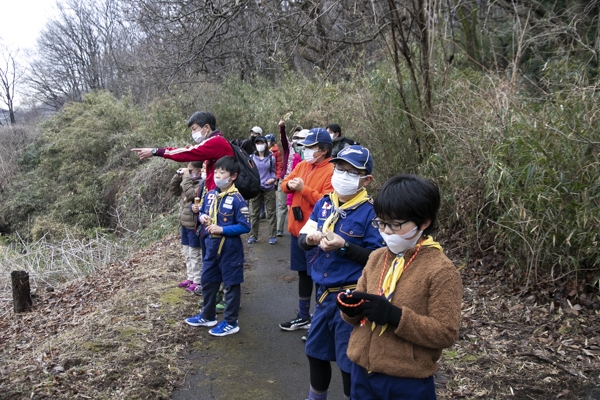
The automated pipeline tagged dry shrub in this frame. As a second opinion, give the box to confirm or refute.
[422,68,600,284]
[0,230,126,295]
[112,158,179,234]
[0,124,42,190]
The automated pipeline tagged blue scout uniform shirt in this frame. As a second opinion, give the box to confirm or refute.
[300,193,383,287]
[199,188,251,285]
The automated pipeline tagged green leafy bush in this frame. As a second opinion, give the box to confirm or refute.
[0,91,181,241]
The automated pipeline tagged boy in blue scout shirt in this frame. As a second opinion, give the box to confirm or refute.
[185,156,251,337]
[297,145,383,400]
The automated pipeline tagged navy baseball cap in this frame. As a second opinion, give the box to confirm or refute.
[330,145,373,174]
[299,127,332,146]
[254,135,267,143]
[265,134,276,142]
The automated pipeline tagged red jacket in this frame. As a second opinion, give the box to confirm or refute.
[270,144,284,179]
[282,159,334,236]
[156,131,233,191]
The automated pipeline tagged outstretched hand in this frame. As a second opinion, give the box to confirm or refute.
[348,291,402,327]
[131,148,153,160]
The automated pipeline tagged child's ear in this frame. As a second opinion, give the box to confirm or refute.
[230,173,238,181]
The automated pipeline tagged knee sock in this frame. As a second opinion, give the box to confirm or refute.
[299,298,311,320]
[298,271,313,320]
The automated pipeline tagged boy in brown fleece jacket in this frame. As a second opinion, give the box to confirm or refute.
[337,174,463,399]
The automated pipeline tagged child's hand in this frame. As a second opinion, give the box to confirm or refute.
[192,204,200,213]
[199,214,211,224]
[319,231,344,251]
[206,224,223,235]
[279,119,285,127]
[306,232,323,246]
[266,178,275,185]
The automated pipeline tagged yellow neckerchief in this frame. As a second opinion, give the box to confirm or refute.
[373,236,443,334]
[321,188,370,234]
[208,184,238,223]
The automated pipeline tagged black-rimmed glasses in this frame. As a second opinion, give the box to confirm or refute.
[371,218,408,231]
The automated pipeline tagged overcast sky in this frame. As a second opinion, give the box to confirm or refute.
[0,0,60,107]
[0,0,57,53]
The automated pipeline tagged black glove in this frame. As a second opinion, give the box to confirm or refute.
[349,291,402,327]
[336,291,364,318]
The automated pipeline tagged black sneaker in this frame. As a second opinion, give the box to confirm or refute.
[279,312,311,331]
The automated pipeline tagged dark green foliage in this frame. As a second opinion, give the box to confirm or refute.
[0,91,180,240]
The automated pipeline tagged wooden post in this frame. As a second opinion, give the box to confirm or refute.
[11,270,33,313]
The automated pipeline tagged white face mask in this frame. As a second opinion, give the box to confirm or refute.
[192,128,207,143]
[379,227,423,255]
[201,171,207,179]
[330,133,335,141]
[256,144,266,152]
[331,169,361,196]
[303,148,318,164]
[214,177,230,189]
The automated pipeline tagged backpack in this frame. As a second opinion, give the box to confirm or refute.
[229,141,261,200]
[341,136,359,146]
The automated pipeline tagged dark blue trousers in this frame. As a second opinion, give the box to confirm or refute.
[201,281,241,325]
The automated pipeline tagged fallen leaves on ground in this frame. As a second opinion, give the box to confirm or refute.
[437,257,600,399]
[0,235,200,399]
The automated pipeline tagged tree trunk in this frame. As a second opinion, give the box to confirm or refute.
[11,271,33,313]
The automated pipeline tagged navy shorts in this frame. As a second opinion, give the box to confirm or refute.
[305,290,354,372]
[181,226,201,247]
[351,363,436,400]
[290,234,311,273]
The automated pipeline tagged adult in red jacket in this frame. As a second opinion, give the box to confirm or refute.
[131,111,233,191]
[279,128,334,332]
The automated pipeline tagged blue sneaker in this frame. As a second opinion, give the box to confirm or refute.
[269,237,277,245]
[185,313,217,327]
[209,320,240,337]
[247,237,257,244]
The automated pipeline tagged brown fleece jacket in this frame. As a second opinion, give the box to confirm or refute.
[343,244,462,378]
[170,173,201,230]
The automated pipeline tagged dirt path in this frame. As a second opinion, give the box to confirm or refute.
[172,230,343,399]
